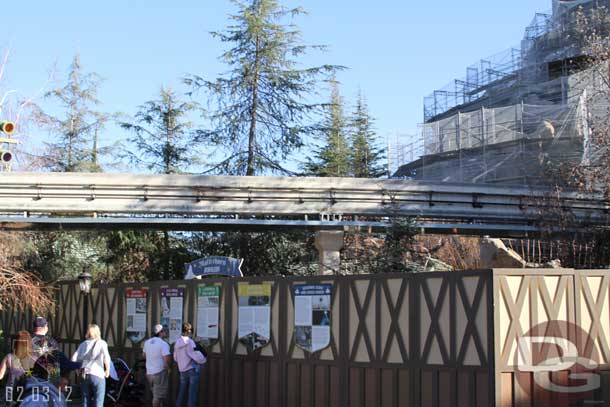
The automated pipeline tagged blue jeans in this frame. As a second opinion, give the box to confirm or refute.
[81,374,105,407]
[176,368,200,407]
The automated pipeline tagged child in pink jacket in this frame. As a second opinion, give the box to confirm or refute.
[173,322,206,407]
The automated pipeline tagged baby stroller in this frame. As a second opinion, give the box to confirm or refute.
[104,358,145,407]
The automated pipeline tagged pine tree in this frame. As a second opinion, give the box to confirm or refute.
[185,0,342,175]
[305,77,351,177]
[29,55,112,282]
[38,54,109,172]
[120,86,197,174]
[349,92,386,178]
[120,87,198,279]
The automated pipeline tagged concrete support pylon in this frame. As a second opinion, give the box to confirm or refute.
[314,230,344,275]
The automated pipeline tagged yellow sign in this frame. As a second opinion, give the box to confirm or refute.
[238,283,271,297]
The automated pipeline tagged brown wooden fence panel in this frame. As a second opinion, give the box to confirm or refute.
[415,271,494,407]
[1,271,496,407]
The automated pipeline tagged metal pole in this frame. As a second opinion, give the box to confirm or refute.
[82,293,89,340]
[482,107,487,181]
[457,112,463,182]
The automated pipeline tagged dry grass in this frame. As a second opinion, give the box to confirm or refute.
[0,232,54,314]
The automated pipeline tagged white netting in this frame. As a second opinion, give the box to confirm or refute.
[390,99,587,185]
[420,102,581,157]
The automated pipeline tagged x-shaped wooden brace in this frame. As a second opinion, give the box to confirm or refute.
[498,275,529,367]
[56,285,71,342]
[456,276,487,366]
[380,278,409,363]
[420,278,450,364]
[533,275,571,355]
[99,287,119,345]
[69,284,86,341]
[349,280,376,362]
[580,275,610,362]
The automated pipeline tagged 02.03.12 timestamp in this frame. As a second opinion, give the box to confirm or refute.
[5,385,73,403]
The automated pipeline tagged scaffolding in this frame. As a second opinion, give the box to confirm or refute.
[391,0,610,185]
[391,98,587,184]
[423,0,610,122]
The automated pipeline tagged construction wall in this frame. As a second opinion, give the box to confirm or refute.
[2,272,494,407]
[3,269,610,406]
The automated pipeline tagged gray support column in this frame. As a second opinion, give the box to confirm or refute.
[314,230,344,275]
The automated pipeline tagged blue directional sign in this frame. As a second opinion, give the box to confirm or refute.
[184,256,243,278]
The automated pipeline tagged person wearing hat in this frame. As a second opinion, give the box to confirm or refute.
[30,316,73,391]
[31,317,59,360]
[143,324,171,407]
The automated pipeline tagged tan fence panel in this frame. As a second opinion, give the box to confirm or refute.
[493,268,610,407]
[575,271,610,405]
[575,271,610,365]
[494,269,576,407]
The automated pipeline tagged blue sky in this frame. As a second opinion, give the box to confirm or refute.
[1,0,549,171]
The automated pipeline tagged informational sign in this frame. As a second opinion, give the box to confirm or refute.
[238,283,271,351]
[294,284,332,353]
[126,289,148,343]
[196,285,220,347]
[184,256,243,279]
[160,288,184,344]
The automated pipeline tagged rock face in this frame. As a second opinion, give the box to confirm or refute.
[480,237,527,268]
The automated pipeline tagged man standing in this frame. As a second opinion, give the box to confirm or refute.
[143,324,171,407]
[30,316,75,390]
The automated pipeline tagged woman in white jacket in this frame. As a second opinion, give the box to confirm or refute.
[173,322,206,407]
[71,324,111,407]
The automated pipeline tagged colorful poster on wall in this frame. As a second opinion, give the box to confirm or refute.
[294,284,332,353]
[196,285,220,347]
[126,289,148,343]
[160,288,184,344]
[238,283,271,351]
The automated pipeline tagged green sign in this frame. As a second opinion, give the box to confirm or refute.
[198,286,220,297]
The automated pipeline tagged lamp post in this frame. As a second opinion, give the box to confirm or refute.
[78,269,92,340]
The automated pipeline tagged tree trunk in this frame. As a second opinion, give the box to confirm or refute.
[246,35,261,177]
[92,129,98,168]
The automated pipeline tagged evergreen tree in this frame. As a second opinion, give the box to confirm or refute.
[305,77,351,177]
[185,0,342,175]
[38,54,109,172]
[120,87,198,279]
[120,86,197,174]
[27,55,114,283]
[349,92,386,178]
